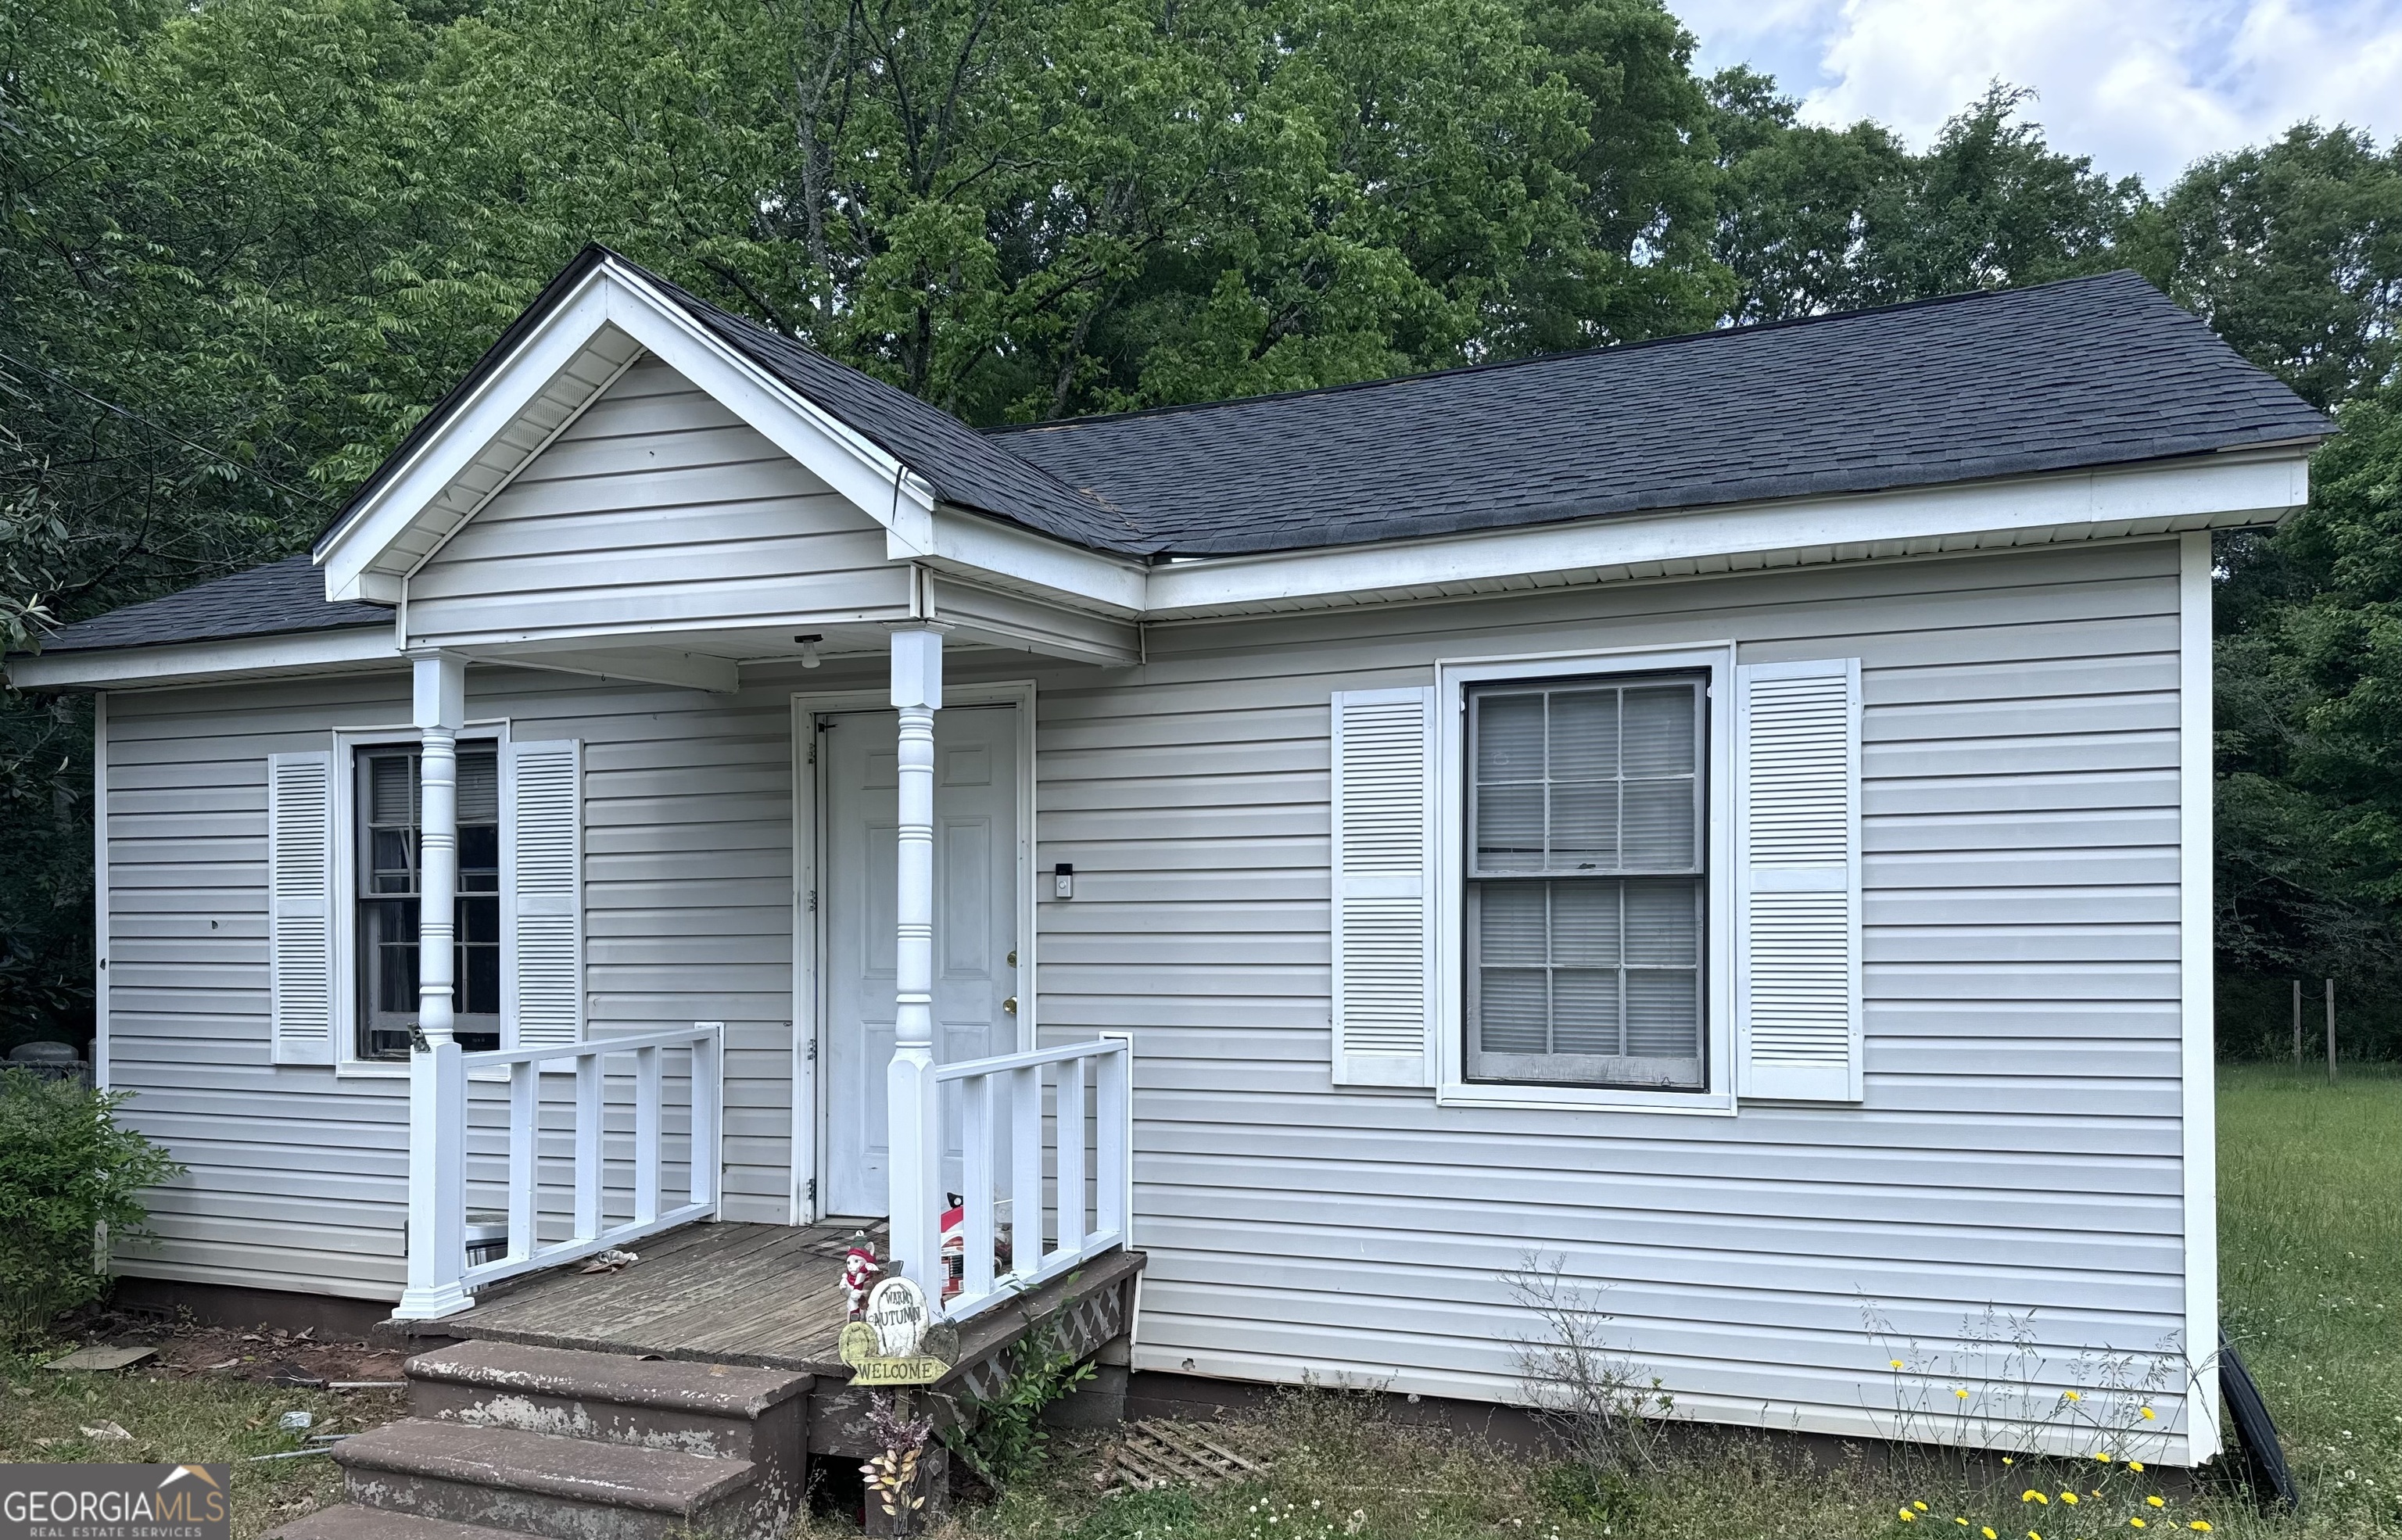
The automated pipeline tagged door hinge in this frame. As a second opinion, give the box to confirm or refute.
[805,1037,818,1062]
[804,1177,816,1203]
[806,889,818,913]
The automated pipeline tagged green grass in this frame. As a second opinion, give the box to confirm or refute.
[0,1352,404,1536]
[2217,1062,2402,1532]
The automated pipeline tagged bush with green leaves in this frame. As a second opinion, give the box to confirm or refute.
[0,1068,180,1344]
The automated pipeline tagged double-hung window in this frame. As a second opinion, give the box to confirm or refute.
[1465,674,1706,1089]
[356,744,502,1059]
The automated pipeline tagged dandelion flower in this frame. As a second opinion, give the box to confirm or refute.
[2065,1391,2081,1402]
[1893,1359,1908,1370]
[1957,1520,1971,1528]
[2147,1499,2164,1509]
[2023,1492,2049,1506]
[2062,1494,2079,1506]
[2131,1521,2146,1530]
[2003,1458,2016,1467]
[1983,1527,1999,1538]
[2029,1531,2043,1540]
[1901,1510,1918,1522]
[2188,1525,2211,1533]
[2095,1453,2113,1463]
[2129,1463,2145,1474]
[2140,1408,2155,1421]
[1957,1388,1972,1400]
[1916,1502,1931,1513]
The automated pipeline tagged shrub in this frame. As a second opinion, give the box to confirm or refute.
[0,1067,181,1343]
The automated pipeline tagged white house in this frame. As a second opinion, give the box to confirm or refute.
[8,248,2330,1477]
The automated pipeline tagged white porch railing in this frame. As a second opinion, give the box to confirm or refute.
[934,1034,1131,1322]
[393,1022,722,1320]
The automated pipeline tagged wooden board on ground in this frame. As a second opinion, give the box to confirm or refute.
[44,1345,156,1373]
[1096,1421,1264,1494]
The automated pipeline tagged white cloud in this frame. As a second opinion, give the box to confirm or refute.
[1673,0,2402,188]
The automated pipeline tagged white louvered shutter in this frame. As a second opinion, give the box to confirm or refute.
[503,740,584,1051]
[267,751,336,1065]
[1331,688,1437,1087]
[1735,660,1863,1101]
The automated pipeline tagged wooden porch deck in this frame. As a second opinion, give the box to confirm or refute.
[392,1220,1145,1453]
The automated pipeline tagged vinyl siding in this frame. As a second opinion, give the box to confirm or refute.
[102,665,803,1300]
[1018,536,2201,1448]
[403,356,910,646]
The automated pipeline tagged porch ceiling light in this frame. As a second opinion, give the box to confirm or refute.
[794,634,823,669]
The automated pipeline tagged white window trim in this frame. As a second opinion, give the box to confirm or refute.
[328,718,511,1078]
[1434,643,1737,1115]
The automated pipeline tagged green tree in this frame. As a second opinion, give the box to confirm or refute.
[2141,124,2402,411]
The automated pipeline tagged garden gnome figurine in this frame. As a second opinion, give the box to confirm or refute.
[842,1231,881,1320]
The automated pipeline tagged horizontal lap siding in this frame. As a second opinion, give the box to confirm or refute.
[1028,539,2194,1436]
[103,665,800,1301]
[405,357,908,644]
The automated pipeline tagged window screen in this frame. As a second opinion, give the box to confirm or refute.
[357,745,501,1059]
[1465,675,1705,1088]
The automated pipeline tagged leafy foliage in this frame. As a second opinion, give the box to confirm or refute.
[1,0,2400,1050]
[0,1069,181,1343]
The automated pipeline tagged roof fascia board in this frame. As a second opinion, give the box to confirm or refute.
[1142,449,2311,618]
[5,627,401,692]
[320,273,618,601]
[912,506,1148,615]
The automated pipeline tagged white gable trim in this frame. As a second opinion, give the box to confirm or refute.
[316,259,941,607]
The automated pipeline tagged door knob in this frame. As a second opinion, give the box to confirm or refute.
[1003,996,1018,1015]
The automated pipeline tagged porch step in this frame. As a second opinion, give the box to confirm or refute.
[333,1419,775,1540]
[406,1339,810,1464]
[264,1506,522,1540]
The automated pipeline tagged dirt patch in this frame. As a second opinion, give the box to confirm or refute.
[49,1306,410,1391]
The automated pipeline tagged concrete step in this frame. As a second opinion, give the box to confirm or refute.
[334,1419,781,1540]
[264,1506,522,1540]
[406,1339,809,1466]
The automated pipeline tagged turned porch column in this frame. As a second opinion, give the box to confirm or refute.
[887,623,948,1285]
[397,650,470,1320]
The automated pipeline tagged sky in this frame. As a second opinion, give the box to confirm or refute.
[1672,0,2402,188]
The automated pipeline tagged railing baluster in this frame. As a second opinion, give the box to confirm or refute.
[573,1049,602,1241]
[963,1073,995,1302]
[1055,1055,1086,1260]
[634,1043,661,1227]
[507,1058,538,1263]
[690,1024,722,1212]
[1094,1040,1127,1246]
[1009,1063,1043,1281]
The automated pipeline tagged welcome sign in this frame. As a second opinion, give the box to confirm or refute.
[2,1464,230,1540]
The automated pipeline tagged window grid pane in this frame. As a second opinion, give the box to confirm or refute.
[357,745,504,1060]
[1468,679,1701,879]
[1465,671,1706,1091]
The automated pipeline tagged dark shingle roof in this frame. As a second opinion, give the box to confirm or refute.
[38,557,387,652]
[992,270,2332,557]
[31,259,2332,659]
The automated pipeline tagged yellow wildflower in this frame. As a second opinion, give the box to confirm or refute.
[2147,1498,2164,1509]
[2065,1391,2081,1402]
[1956,1388,1972,1400]
[2189,1525,2211,1534]
[2061,1494,2079,1506]
[1983,1527,1999,1539]
[2029,1531,2043,1540]
[2131,1521,2146,1531]
[1956,1520,1970,1528]
[2003,1458,2016,1467]
[1892,1359,1907,1370]
[2129,1463,2145,1473]
[1916,1502,1931,1513]
[2095,1452,2113,1463]
[2022,1492,2049,1506]
[1900,1510,1917,1523]
[2139,1408,2155,1421]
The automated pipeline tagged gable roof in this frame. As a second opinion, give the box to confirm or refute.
[996,270,2331,557]
[32,258,2330,657]
[39,556,387,654]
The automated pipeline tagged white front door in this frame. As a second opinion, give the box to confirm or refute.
[822,704,1020,1217]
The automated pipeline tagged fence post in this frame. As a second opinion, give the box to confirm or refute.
[2325,978,2337,1083]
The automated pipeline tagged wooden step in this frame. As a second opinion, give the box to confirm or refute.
[264,1506,522,1540]
[406,1340,808,1464]
[335,1419,781,1540]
